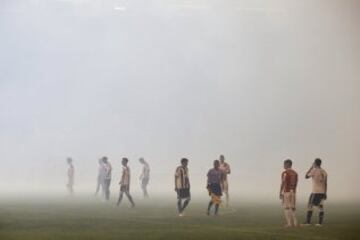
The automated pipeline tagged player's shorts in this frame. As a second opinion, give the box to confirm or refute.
[177,188,191,199]
[308,193,326,207]
[142,177,149,186]
[221,180,229,193]
[120,185,130,192]
[211,193,222,204]
[208,183,222,196]
[282,191,296,209]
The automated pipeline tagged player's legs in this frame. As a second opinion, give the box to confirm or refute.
[283,192,297,227]
[223,180,229,207]
[207,200,213,215]
[141,178,149,198]
[95,177,100,196]
[181,197,191,213]
[318,197,325,225]
[125,191,135,207]
[117,190,124,206]
[305,194,314,224]
[104,179,111,201]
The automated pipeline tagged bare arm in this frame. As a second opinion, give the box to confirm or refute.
[324,175,328,199]
[305,166,313,179]
[279,173,285,199]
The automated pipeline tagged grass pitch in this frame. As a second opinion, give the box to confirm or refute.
[0,196,359,240]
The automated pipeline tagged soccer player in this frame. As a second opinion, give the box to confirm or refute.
[117,158,135,207]
[102,157,112,201]
[206,160,224,216]
[174,158,191,217]
[219,155,231,207]
[302,158,328,227]
[139,157,150,198]
[279,159,298,228]
[66,157,75,195]
[95,158,106,197]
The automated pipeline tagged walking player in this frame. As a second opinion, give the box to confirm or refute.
[66,157,74,195]
[102,157,112,201]
[95,158,106,197]
[279,159,298,228]
[139,158,150,198]
[219,155,231,207]
[174,158,191,217]
[117,158,135,207]
[206,160,224,216]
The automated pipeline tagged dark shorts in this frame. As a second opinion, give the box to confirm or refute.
[120,185,130,192]
[142,177,150,186]
[308,193,326,207]
[177,188,191,199]
[208,183,222,196]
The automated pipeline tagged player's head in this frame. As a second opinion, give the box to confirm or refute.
[67,157,72,164]
[181,158,188,167]
[139,158,145,164]
[122,157,128,166]
[283,159,292,169]
[314,158,322,167]
[102,156,108,164]
[214,160,220,169]
[219,155,225,163]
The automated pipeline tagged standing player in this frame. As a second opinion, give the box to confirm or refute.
[102,157,112,201]
[219,155,231,207]
[279,159,298,228]
[95,158,106,197]
[139,158,150,198]
[174,158,191,217]
[302,158,328,226]
[66,157,74,195]
[117,158,135,207]
[206,160,224,216]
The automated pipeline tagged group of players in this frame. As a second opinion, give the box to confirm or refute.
[66,155,328,227]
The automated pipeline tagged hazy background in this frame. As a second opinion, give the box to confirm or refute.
[0,0,359,202]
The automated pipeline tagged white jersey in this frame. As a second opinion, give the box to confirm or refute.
[142,162,150,179]
[308,167,327,194]
[98,163,106,180]
[68,164,74,179]
[120,166,131,186]
[104,162,112,180]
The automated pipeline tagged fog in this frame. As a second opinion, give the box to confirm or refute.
[0,0,359,202]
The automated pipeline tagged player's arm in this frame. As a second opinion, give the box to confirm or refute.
[119,169,125,185]
[279,173,285,200]
[227,164,231,174]
[305,166,313,179]
[174,168,179,191]
[324,174,328,200]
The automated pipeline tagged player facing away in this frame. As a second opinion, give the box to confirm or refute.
[279,159,298,228]
[219,155,231,207]
[117,158,135,207]
[66,157,74,195]
[95,158,106,197]
[302,158,328,227]
[102,157,112,201]
[206,160,224,216]
[174,158,191,217]
[139,158,150,198]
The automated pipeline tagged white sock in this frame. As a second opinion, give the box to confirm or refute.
[284,209,291,226]
[291,210,298,226]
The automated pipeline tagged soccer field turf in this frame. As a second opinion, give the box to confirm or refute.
[0,196,359,240]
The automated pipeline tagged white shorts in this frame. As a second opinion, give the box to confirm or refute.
[221,180,229,193]
[283,191,296,209]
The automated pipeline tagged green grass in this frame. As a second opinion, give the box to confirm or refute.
[0,196,359,240]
